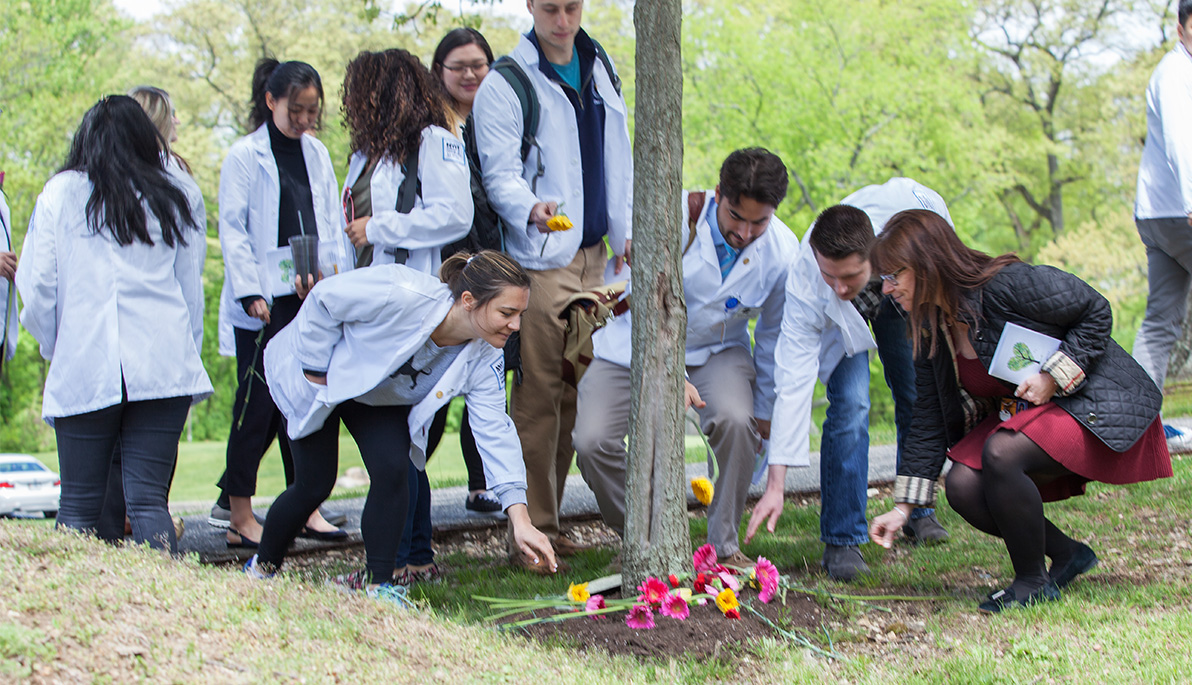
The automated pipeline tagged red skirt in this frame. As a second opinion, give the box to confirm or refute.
[946,356,1172,502]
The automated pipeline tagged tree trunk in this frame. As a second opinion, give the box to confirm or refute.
[623,0,691,590]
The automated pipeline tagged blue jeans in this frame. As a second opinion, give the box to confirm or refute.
[871,298,933,522]
[395,463,434,568]
[820,349,872,546]
[54,394,190,553]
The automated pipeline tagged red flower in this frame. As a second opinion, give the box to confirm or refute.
[668,574,680,588]
[636,577,670,606]
[693,572,708,594]
[725,608,740,620]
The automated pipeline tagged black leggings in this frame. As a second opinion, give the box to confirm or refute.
[219,295,302,498]
[257,401,411,582]
[944,429,1084,594]
[427,402,486,492]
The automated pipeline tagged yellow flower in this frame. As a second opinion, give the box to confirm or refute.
[568,582,590,603]
[691,477,714,506]
[715,587,739,615]
[547,214,573,232]
[678,588,692,602]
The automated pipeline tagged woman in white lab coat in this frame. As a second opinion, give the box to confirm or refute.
[340,46,475,584]
[17,95,211,553]
[245,251,556,597]
[215,58,349,548]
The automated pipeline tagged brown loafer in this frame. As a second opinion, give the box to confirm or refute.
[553,533,593,557]
[511,552,569,575]
[720,550,755,569]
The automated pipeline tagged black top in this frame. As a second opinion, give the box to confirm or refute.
[267,118,317,248]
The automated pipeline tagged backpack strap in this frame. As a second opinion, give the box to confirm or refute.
[683,191,707,256]
[590,38,622,96]
[383,152,421,265]
[492,57,546,194]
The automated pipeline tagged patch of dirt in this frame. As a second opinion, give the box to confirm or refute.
[519,594,834,660]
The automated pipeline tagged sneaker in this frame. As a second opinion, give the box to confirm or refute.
[822,544,869,581]
[367,582,414,609]
[977,580,1060,614]
[243,554,276,580]
[208,503,265,529]
[1166,427,1192,455]
[903,513,950,544]
[720,550,755,569]
[326,569,372,593]
[395,563,445,586]
[464,491,506,518]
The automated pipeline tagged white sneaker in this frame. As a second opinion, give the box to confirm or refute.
[1167,431,1192,455]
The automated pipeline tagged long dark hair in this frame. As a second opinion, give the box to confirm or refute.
[342,49,453,165]
[61,95,195,247]
[870,209,1020,358]
[440,250,530,306]
[247,58,324,132]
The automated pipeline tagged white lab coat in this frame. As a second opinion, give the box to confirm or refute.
[1135,43,1192,220]
[217,124,352,355]
[16,170,212,422]
[341,125,473,274]
[768,177,952,468]
[1,189,16,362]
[591,191,798,419]
[263,265,527,509]
[472,32,632,270]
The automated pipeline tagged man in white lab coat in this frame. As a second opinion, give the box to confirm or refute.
[1131,0,1192,453]
[747,178,952,580]
[472,0,633,567]
[574,148,797,566]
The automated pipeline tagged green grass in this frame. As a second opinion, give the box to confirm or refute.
[4,455,1192,681]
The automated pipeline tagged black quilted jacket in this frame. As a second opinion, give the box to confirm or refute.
[897,261,1162,503]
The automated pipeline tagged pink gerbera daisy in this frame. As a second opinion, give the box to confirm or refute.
[585,594,607,618]
[658,592,690,621]
[693,544,718,572]
[637,577,670,606]
[754,557,780,603]
[626,603,655,630]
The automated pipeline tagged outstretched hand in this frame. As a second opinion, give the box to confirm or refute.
[508,503,557,572]
[869,508,909,549]
[744,487,783,543]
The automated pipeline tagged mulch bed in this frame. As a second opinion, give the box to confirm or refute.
[517,592,834,660]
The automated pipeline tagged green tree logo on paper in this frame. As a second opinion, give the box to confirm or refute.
[1007,342,1041,372]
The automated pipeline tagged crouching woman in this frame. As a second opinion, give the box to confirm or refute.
[245,251,556,599]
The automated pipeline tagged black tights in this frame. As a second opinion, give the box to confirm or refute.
[944,429,1083,596]
[257,401,411,583]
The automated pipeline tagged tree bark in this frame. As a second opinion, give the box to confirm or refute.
[623,0,690,589]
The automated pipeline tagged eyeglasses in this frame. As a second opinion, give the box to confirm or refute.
[441,62,490,76]
[879,267,907,286]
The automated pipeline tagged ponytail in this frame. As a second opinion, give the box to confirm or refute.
[440,250,530,306]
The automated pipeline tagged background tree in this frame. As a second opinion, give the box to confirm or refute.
[624,0,691,588]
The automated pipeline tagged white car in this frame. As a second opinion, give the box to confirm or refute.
[0,454,60,518]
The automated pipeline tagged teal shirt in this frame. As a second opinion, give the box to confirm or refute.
[550,47,581,91]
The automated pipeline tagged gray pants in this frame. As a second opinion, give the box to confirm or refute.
[1133,216,1192,389]
[573,347,761,556]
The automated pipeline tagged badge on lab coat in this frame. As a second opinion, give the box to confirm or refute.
[442,138,466,166]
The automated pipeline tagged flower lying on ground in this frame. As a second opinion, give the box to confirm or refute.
[691,477,714,505]
[693,544,718,572]
[659,592,690,620]
[754,557,780,603]
[585,594,606,618]
[568,582,590,604]
[626,603,655,630]
[715,587,739,615]
[637,577,670,606]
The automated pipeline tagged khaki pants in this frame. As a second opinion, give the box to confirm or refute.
[512,243,607,539]
[573,347,761,556]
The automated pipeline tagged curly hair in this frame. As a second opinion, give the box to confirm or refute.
[342,49,454,165]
